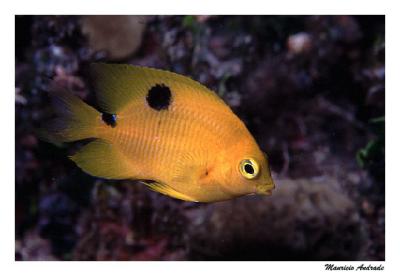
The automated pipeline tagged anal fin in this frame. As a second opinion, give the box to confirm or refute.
[141,181,198,202]
[70,139,135,180]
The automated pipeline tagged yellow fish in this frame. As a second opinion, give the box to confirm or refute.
[43,63,275,202]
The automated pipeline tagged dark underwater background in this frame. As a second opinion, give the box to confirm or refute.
[15,15,384,261]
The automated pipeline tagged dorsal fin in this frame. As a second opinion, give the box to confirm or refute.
[90,63,228,114]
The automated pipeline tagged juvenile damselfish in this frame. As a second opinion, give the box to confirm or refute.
[43,63,275,202]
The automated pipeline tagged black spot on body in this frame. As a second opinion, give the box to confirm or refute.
[146,84,172,111]
[244,164,254,174]
[102,113,117,128]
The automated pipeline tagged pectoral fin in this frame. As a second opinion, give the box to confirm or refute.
[172,151,207,183]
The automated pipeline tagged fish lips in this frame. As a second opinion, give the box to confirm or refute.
[256,182,275,195]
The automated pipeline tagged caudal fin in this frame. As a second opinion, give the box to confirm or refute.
[39,84,101,144]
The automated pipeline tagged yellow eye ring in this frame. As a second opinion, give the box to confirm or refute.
[239,158,260,179]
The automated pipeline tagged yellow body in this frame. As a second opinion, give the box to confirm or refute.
[45,63,275,202]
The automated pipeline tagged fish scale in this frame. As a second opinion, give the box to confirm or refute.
[106,105,225,184]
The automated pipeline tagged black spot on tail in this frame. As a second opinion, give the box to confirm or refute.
[146,84,172,111]
[102,113,117,127]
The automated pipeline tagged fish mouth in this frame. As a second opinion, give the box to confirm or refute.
[256,189,273,196]
[256,182,275,195]
[259,190,272,195]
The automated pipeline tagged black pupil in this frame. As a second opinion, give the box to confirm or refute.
[244,163,254,174]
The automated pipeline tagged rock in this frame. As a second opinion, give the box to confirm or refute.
[38,193,78,256]
[72,182,188,260]
[287,32,312,55]
[81,16,147,60]
[16,230,58,261]
[34,45,79,76]
[186,177,366,260]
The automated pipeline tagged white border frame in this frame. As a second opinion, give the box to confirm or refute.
[3,1,397,275]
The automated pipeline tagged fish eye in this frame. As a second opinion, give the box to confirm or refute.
[239,158,260,179]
